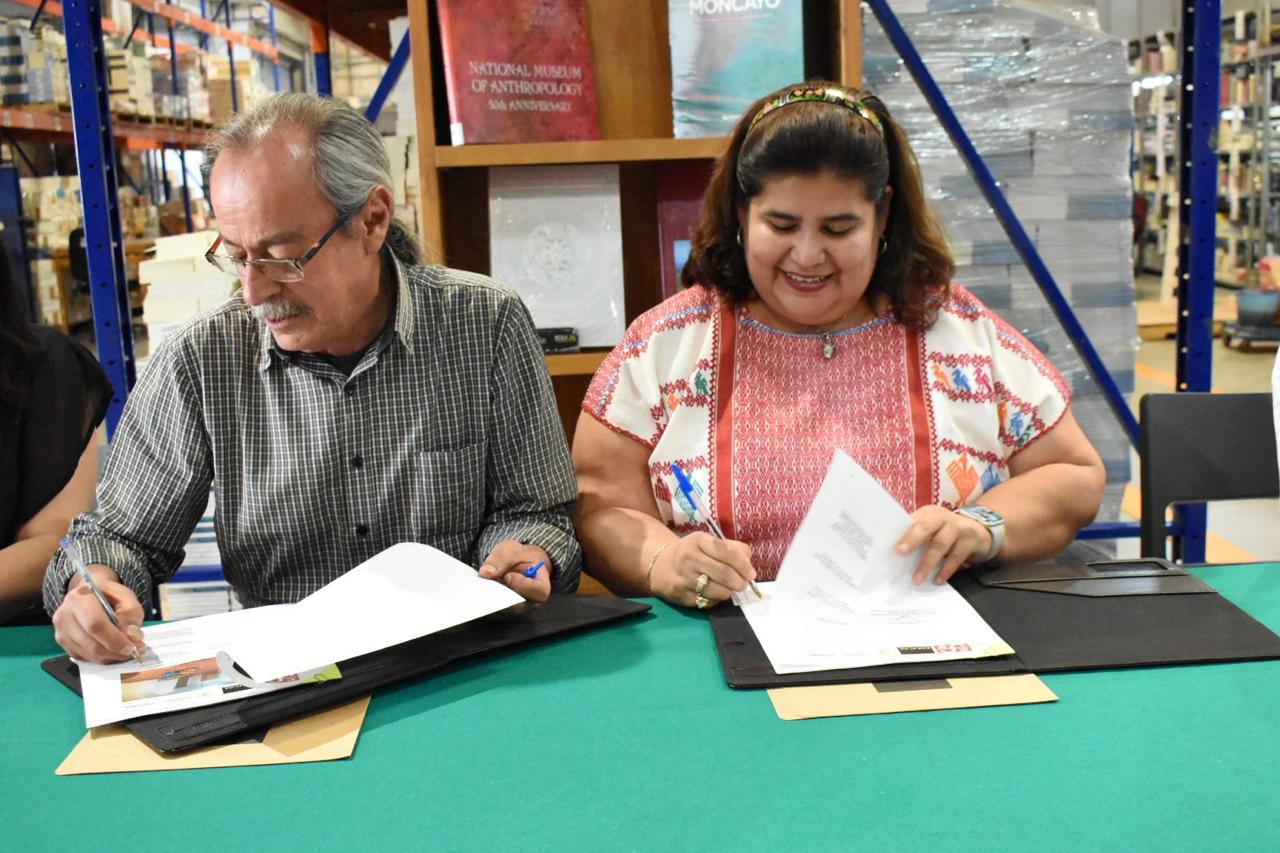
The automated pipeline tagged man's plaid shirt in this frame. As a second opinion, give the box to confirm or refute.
[44,256,581,611]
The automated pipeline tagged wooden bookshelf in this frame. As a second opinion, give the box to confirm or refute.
[407,1,862,442]
[434,137,726,169]
[545,351,609,377]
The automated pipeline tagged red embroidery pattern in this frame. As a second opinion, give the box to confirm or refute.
[727,318,917,579]
[926,351,997,403]
[582,287,719,421]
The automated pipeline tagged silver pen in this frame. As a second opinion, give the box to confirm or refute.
[61,537,144,665]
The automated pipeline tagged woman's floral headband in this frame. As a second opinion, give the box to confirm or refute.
[746,86,885,137]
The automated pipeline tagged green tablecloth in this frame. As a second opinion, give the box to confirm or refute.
[3,563,1278,851]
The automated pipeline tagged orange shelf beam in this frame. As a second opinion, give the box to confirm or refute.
[6,0,197,56]
[0,105,209,149]
[127,0,279,61]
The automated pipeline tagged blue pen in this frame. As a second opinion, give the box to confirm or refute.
[522,560,546,579]
[670,463,761,597]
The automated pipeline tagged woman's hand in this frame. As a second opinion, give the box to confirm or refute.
[895,506,993,586]
[649,533,756,609]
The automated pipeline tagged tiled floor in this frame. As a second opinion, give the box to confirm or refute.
[1124,276,1279,562]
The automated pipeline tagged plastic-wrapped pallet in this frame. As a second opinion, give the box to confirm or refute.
[862,1,1137,541]
[23,26,69,108]
[21,175,83,253]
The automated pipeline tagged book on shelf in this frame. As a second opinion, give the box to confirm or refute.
[668,0,805,139]
[656,161,713,301]
[489,164,625,348]
[436,0,600,145]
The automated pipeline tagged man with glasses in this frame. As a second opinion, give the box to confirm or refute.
[44,94,582,663]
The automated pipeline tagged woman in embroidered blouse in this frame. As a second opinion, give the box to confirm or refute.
[573,83,1105,609]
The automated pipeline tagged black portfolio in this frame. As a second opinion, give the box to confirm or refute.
[45,594,650,752]
[710,561,1280,688]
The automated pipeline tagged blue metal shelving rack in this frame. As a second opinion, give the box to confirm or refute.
[61,0,289,436]
[64,0,137,437]
[1170,0,1222,562]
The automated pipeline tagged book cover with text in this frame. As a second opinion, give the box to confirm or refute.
[669,0,805,138]
[437,0,600,145]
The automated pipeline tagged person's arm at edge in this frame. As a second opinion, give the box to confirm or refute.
[472,294,582,593]
[0,437,98,623]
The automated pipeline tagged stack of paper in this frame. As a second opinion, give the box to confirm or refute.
[77,543,523,727]
[741,452,1012,674]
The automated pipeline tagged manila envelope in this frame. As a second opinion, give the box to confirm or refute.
[768,674,1056,720]
[56,695,370,775]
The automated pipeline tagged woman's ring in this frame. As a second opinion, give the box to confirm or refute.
[695,573,709,595]
[695,594,710,609]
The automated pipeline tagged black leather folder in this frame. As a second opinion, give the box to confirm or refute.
[44,594,650,753]
[710,561,1280,688]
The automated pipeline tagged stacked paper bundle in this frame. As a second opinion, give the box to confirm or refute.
[863,1,1136,535]
[118,187,159,240]
[24,26,69,107]
[0,19,28,106]
[206,56,268,124]
[138,230,238,350]
[152,53,213,124]
[105,48,131,113]
[106,45,154,117]
[29,257,63,327]
[22,176,83,252]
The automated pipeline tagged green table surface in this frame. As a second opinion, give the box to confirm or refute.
[3,563,1279,852]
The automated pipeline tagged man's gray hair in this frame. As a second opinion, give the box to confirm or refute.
[202,93,423,266]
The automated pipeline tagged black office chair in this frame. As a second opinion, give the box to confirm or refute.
[1139,392,1280,560]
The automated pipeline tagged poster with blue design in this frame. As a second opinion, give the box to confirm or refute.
[668,0,805,138]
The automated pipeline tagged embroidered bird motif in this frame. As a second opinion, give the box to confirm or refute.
[980,463,1001,493]
[931,363,951,388]
[694,373,710,397]
[951,368,972,392]
[974,367,993,396]
[946,455,979,504]
[1009,410,1025,440]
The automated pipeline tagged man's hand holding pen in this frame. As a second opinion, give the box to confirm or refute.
[52,564,147,664]
[478,539,553,602]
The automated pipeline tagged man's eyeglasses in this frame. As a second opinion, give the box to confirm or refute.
[205,214,350,284]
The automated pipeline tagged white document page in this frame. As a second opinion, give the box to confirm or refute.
[740,451,1012,674]
[226,542,524,683]
[76,605,332,728]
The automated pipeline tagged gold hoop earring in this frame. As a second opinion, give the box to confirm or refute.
[878,236,888,256]
[736,228,743,246]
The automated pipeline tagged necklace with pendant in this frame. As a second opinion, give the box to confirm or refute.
[821,332,836,359]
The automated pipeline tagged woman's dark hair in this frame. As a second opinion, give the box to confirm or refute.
[682,81,954,329]
[0,247,38,407]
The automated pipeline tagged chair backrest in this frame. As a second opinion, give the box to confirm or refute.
[1139,392,1280,559]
